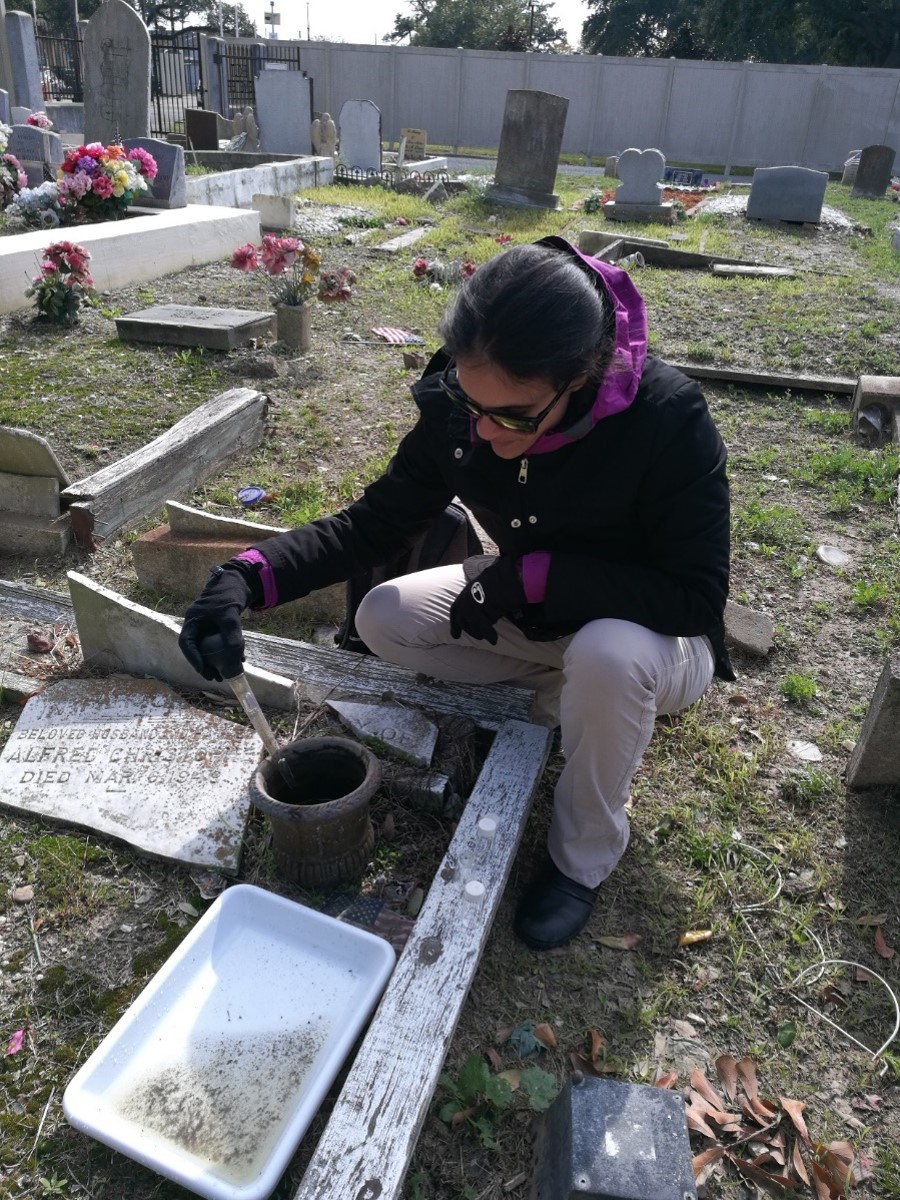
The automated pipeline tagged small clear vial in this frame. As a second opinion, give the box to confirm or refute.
[463,880,486,907]
[458,814,499,882]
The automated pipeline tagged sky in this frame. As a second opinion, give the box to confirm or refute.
[238,0,591,50]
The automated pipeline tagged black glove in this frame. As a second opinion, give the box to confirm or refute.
[178,561,261,682]
[449,555,525,646]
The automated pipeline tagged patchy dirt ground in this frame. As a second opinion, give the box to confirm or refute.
[1,179,900,1200]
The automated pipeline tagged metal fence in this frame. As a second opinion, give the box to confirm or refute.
[36,33,83,102]
[149,30,205,138]
[214,40,303,115]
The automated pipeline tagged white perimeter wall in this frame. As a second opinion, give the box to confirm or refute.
[290,42,900,172]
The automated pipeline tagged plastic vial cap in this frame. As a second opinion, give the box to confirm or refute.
[477,816,498,840]
[464,880,486,903]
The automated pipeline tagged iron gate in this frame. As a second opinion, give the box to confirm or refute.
[36,33,83,102]
[150,30,205,139]
[215,41,303,117]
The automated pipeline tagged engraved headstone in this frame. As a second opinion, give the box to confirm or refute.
[243,107,260,151]
[10,105,31,124]
[746,165,828,223]
[5,10,43,112]
[115,304,277,350]
[0,89,10,125]
[0,678,259,873]
[311,111,337,159]
[400,126,426,161]
[0,425,70,483]
[256,69,313,156]
[184,107,221,151]
[7,123,62,166]
[338,99,382,172]
[122,136,186,208]
[851,144,897,199]
[486,89,569,210]
[327,699,438,768]
[83,0,151,144]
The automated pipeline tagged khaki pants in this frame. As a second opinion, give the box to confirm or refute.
[356,565,715,888]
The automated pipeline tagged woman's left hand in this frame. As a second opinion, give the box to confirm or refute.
[449,556,525,645]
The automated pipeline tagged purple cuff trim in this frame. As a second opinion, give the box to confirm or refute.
[235,548,277,610]
[520,551,551,604]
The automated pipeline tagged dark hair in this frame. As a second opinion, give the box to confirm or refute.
[437,243,616,388]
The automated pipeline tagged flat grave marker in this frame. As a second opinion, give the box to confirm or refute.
[115,304,276,350]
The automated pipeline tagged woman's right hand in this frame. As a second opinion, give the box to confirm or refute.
[178,563,256,681]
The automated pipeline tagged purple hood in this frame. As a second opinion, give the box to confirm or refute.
[526,236,648,455]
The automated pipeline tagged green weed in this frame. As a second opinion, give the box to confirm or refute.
[779,673,818,703]
[732,499,806,551]
[852,579,889,608]
[438,1055,556,1148]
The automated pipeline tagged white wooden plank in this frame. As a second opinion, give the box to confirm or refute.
[292,718,553,1200]
[0,579,74,623]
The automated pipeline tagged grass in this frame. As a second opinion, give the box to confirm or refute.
[2,171,900,1199]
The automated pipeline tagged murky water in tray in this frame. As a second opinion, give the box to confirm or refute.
[107,1025,323,1185]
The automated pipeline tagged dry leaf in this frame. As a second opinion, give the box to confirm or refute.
[810,1162,833,1200]
[855,966,876,983]
[736,1056,759,1101]
[532,1022,557,1049]
[485,1047,503,1072]
[780,1097,811,1145]
[498,1069,521,1091]
[874,926,895,959]
[855,913,888,926]
[595,932,641,951]
[691,1068,727,1110]
[715,1054,739,1101]
[692,1145,725,1179]
[450,1105,476,1128]
[678,929,713,946]
[589,1028,605,1061]
[814,1141,854,1194]
[653,1071,678,1089]
[729,1153,796,1193]
[791,1137,810,1185]
[686,1105,719,1140]
[850,1094,881,1112]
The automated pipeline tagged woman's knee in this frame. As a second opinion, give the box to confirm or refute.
[564,619,652,688]
[354,580,403,649]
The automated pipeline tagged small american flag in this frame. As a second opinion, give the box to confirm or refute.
[372,326,425,345]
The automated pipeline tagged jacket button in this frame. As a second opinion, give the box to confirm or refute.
[528,515,537,524]
[510,518,521,528]
[454,448,463,459]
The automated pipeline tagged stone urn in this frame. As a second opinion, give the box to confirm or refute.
[249,736,380,887]
[276,301,312,352]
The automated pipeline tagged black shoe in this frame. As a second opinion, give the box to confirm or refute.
[513,861,599,950]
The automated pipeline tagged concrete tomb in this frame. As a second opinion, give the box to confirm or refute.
[311,111,338,159]
[746,165,828,223]
[83,0,152,144]
[123,136,186,208]
[7,123,62,185]
[115,303,276,351]
[486,89,569,210]
[5,10,42,113]
[338,99,382,173]
[0,677,258,872]
[256,67,313,157]
[604,147,675,224]
[851,144,897,199]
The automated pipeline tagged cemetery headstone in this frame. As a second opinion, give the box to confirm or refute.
[184,107,221,151]
[10,104,32,124]
[115,304,277,351]
[0,89,10,124]
[256,69,313,156]
[846,654,900,786]
[0,425,70,483]
[338,99,382,172]
[841,149,861,186]
[0,425,70,555]
[311,111,338,159]
[746,165,828,223]
[604,155,618,178]
[851,144,896,199]
[486,90,569,210]
[400,126,426,161]
[0,677,259,873]
[243,107,260,152]
[4,10,42,112]
[123,136,186,208]
[7,123,62,167]
[83,0,151,144]
[603,146,675,224]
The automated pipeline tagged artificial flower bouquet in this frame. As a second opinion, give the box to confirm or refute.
[231,234,322,306]
[25,240,96,326]
[0,123,26,209]
[56,142,157,221]
[25,111,53,129]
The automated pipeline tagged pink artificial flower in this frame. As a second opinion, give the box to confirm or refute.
[91,173,114,199]
[495,234,513,244]
[412,257,428,278]
[395,216,409,226]
[260,234,300,275]
[230,243,259,271]
[460,260,476,278]
[26,111,52,129]
[127,146,158,179]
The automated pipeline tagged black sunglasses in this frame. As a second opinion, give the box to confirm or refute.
[438,361,573,434]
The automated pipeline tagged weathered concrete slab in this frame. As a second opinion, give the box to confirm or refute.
[115,304,276,351]
[0,512,70,556]
[0,677,258,871]
[603,201,676,224]
[851,375,900,422]
[0,471,60,518]
[327,699,438,768]
[578,230,668,256]
[0,426,70,483]
[711,264,796,278]
[166,499,284,539]
[847,655,900,787]
[724,600,774,656]
[372,227,428,254]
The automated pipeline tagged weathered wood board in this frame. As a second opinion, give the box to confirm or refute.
[292,718,553,1200]
[59,388,268,548]
[669,362,855,395]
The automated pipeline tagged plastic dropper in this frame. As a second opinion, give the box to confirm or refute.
[197,632,297,790]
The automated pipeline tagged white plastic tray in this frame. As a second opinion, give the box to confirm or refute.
[63,884,395,1200]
